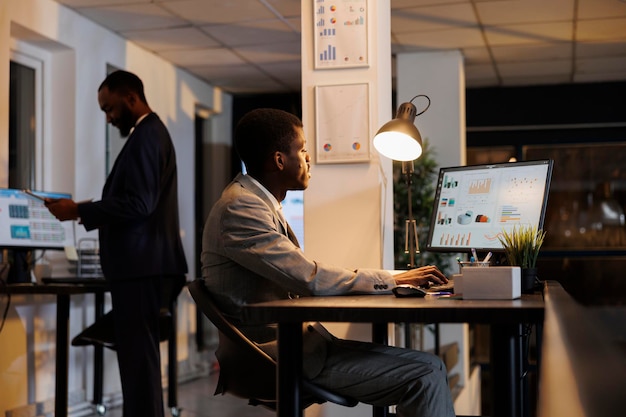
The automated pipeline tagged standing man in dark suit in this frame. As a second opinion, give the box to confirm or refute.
[46,70,188,417]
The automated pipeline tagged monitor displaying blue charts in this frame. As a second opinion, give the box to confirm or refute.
[0,188,75,250]
[425,160,553,253]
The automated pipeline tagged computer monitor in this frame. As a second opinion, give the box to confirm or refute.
[425,160,553,253]
[0,188,76,250]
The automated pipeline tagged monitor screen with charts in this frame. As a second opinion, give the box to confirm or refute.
[0,188,75,250]
[425,160,553,253]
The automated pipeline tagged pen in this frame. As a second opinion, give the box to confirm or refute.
[483,252,493,263]
[427,291,453,296]
[471,248,478,262]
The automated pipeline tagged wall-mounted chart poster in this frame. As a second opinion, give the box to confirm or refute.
[314,0,368,69]
[315,83,370,164]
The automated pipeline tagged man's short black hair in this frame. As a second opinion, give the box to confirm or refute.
[235,108,303,175]
[99,70,147,104]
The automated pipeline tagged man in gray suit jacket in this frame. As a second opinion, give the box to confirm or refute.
[201,108,455,417]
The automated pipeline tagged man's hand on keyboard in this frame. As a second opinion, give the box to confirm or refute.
[393,265,449,288]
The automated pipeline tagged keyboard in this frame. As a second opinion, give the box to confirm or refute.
[425,281,455,293]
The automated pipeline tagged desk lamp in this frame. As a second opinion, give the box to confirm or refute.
[373,95,430,269]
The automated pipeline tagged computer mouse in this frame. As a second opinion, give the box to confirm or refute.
[392,284,427,298]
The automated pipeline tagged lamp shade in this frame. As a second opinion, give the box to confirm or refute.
[373,99,426,161]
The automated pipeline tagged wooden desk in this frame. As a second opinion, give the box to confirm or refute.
[3,281,108,417]
[243,292,545,417]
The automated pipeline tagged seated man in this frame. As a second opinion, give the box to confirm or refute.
[201,108,456,417]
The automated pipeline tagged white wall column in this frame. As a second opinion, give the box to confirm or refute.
[397,51,482,415]
[300,0,393,416]
[396,51,466,170]
[301,1,393,273]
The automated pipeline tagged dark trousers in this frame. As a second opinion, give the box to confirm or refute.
[109,277,164,417]
[310,339,456,417]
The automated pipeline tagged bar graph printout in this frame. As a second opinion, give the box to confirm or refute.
[425,161,553,252]
[314,0,368,69]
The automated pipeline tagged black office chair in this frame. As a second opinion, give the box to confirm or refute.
[187,278,358,410]
[71,309,173,348]
[71,278,183,416]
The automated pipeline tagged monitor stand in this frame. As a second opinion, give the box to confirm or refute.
[7,249,32,283]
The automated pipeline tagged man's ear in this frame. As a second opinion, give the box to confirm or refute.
[126,92,138,107]
[273,151,285,170]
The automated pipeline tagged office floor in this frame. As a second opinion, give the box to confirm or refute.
[85,371,275,417]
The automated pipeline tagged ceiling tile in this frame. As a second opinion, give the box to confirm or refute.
[497,59,572,77]
[485,22,572,46]
[465,63,498,81]
[187,64,263,80]
[391,3,478,34]
[77,3,187,32]
[577,0,626,20]
[258,60,302,85]
[285,17,302,33]
[461,46,493,65]
[224,82,291,94]
[54,0,149,6]
[200,19,299,47]
[265,0,302,18]
[159,48,246,67]
[187,61,296,93]
[466,77,501,88]
[491,42,573,62]
[576,40,626,58]
[235,41,301,64]
[577,56,626,74]
[209,70,291,94]
[121,27,220,52]
[394,27,485,50]
[476,0,574,25]
[502,74,572,86]
[47,0,626,94]
[574,70,626,83]
[392,0,466,8]
[577,18,626,42]
[159,0,277,25]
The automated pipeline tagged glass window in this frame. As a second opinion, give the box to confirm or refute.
[525,143,626,251]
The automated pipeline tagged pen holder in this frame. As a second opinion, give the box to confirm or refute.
[458,261,490,274]
[459,266,521,300]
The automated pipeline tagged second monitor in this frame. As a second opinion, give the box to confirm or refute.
[0,188,76,250]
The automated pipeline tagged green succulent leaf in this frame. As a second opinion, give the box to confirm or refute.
[497,225,546,268]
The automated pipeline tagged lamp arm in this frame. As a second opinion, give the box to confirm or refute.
[409,95,431,117]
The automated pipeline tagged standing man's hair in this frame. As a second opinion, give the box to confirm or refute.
[235,108,303,174]
[99,70,148,104]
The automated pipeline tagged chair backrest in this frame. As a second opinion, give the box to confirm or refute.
[187,279,358,409]
[188,279,276,401]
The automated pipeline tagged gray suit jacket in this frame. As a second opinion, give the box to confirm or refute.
[201,173,395,377]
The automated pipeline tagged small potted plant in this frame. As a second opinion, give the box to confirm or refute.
[498,225,546,293]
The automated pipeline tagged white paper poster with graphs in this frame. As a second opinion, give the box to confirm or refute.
[315,83,370,164]
[314,0,368,69]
